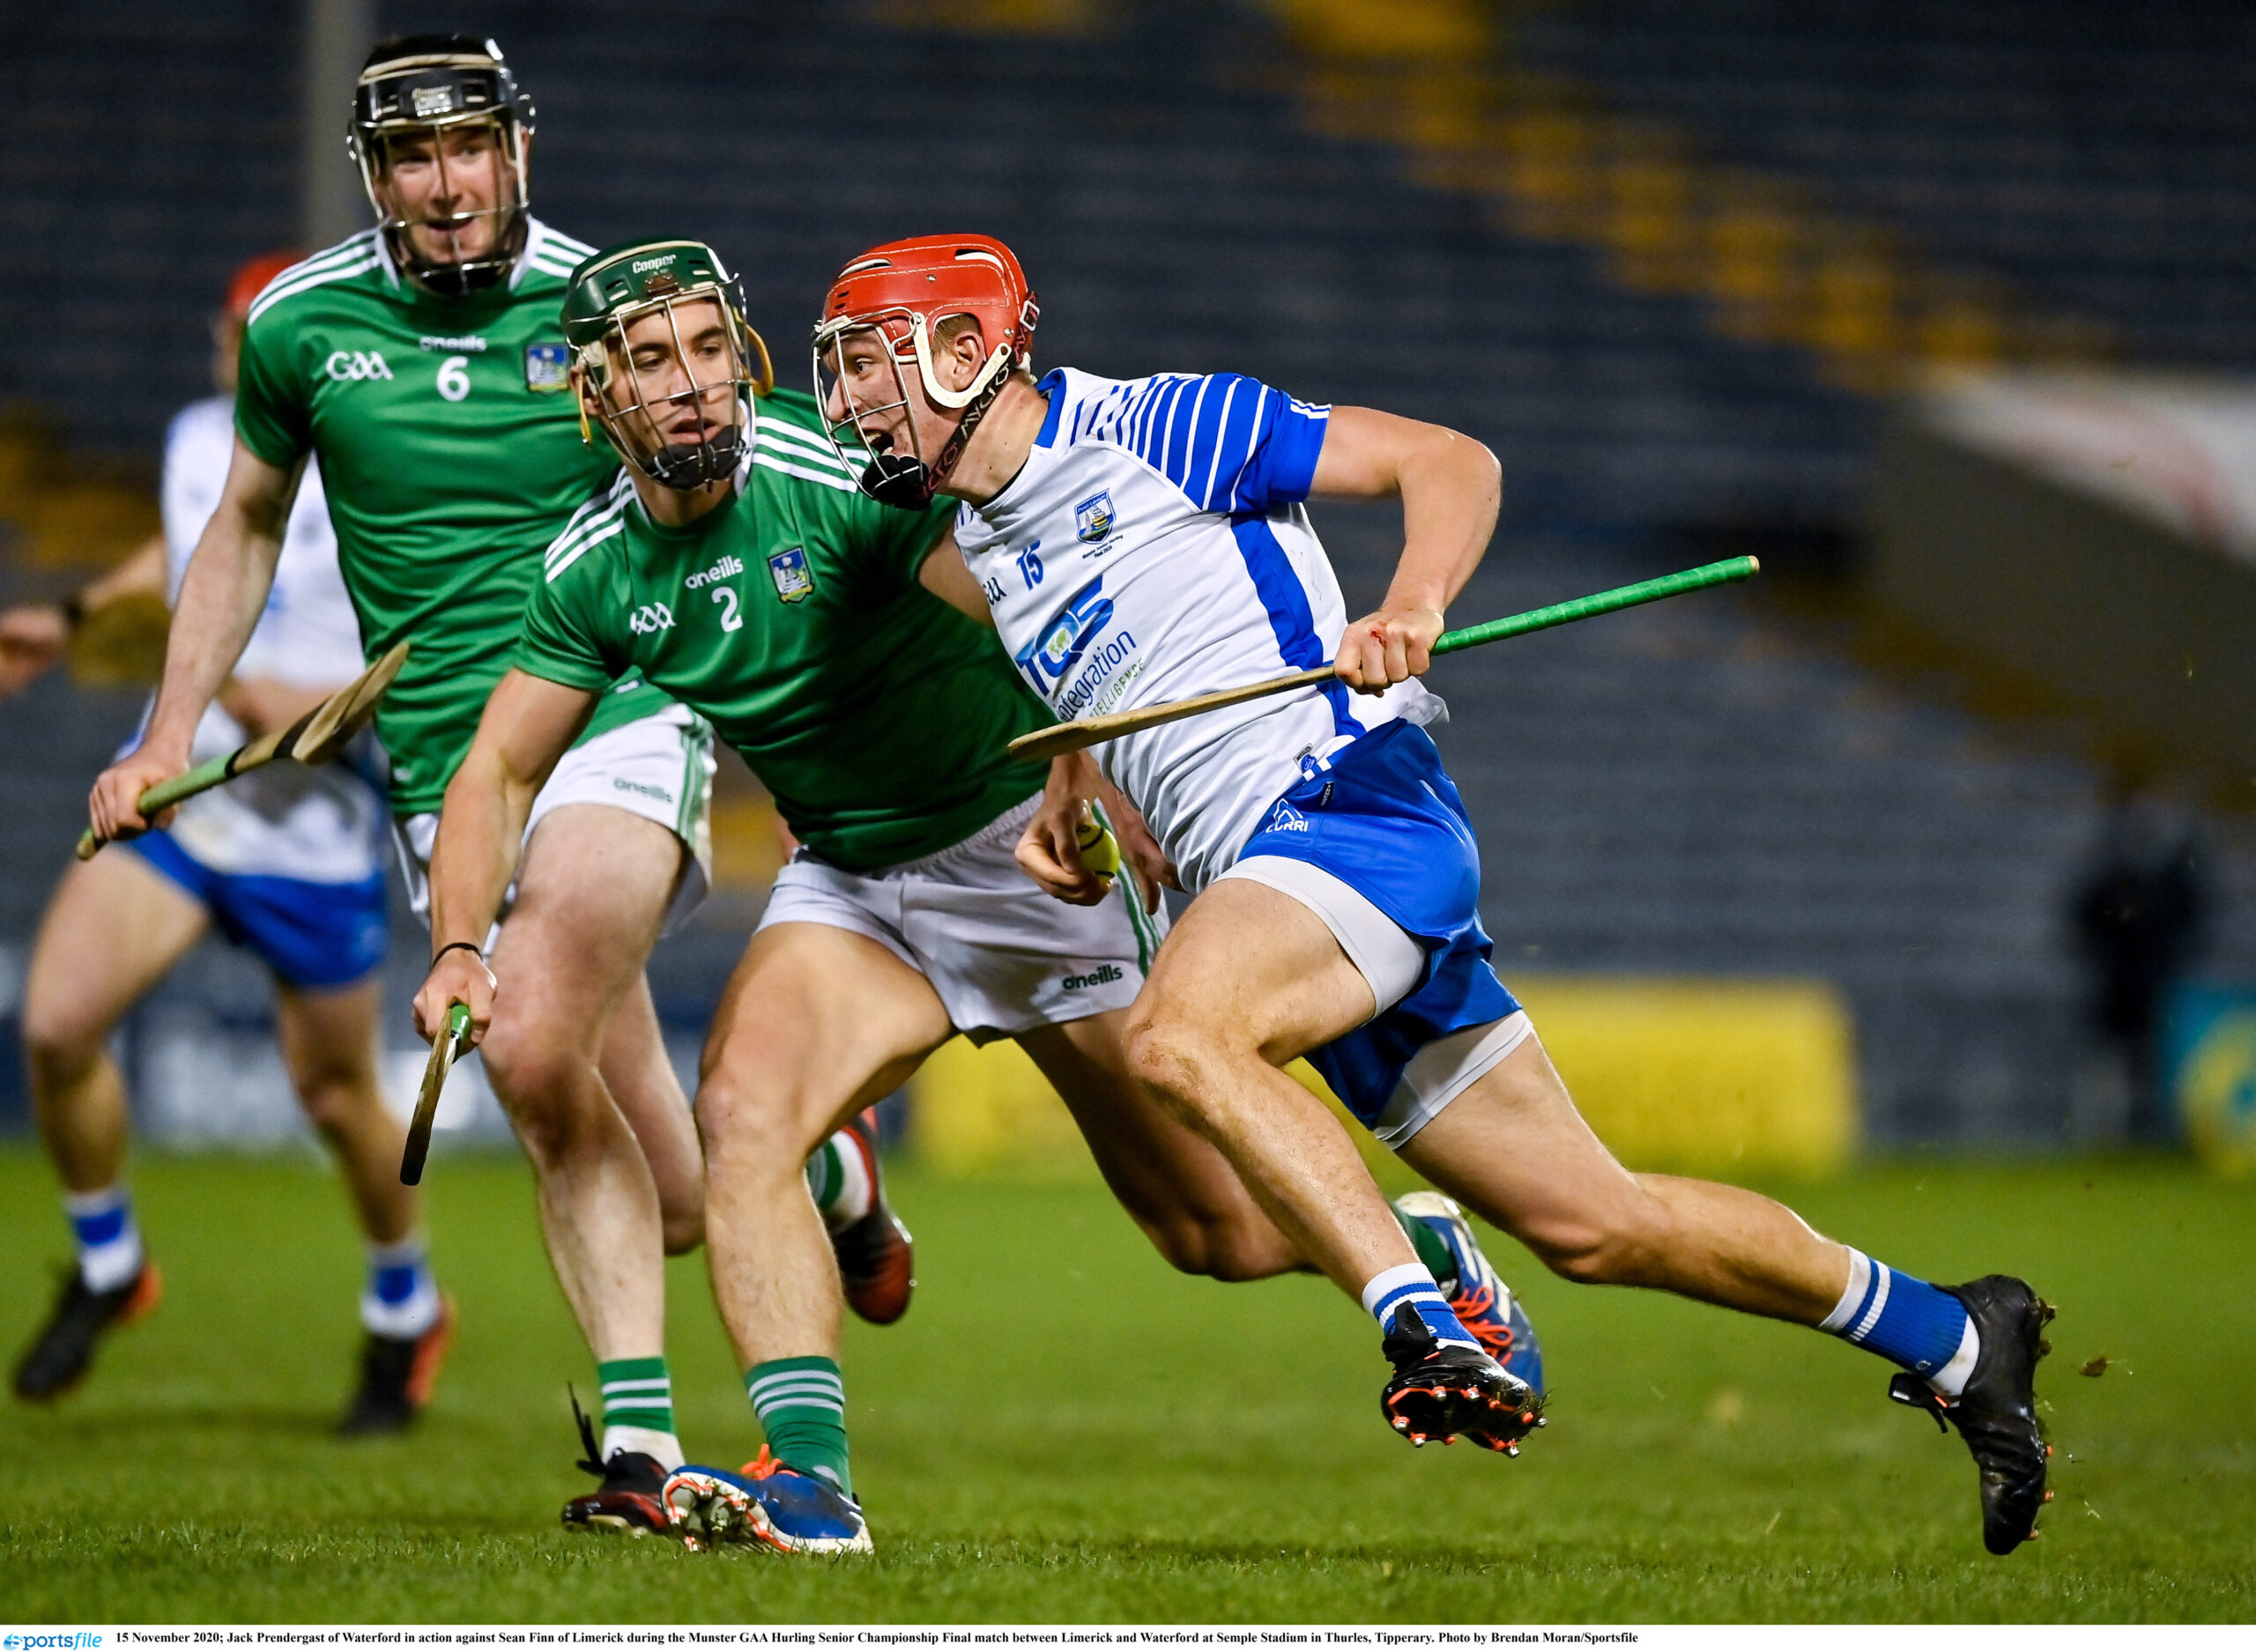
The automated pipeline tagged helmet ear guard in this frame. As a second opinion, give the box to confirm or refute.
[813,235,1040,508]
[350,35,535,295]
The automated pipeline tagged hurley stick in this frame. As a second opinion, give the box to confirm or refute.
[78,641,408,859]
[1006,556,1759,763]
[401,1000,472,1188]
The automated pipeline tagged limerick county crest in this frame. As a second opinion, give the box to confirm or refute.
[768,546,814,603]
[1074,489,1115,544]
[523,342,571,392]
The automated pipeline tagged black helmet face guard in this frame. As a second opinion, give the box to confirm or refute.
[582,285,770,492]
[351,44,534,295]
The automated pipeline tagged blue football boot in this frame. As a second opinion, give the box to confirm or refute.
[1394,1191,1546,1400]
[662,1448,873,1555]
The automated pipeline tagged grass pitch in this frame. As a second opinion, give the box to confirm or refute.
[0,1146,2251,1623]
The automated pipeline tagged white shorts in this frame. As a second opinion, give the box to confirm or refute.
[393,706,716,937]
[1216,855,1532,1146]
[758,793,1168,1044]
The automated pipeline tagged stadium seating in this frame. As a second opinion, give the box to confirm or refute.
[3,0,2252,1146]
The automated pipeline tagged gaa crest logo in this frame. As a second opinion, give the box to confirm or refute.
[768,547,813,604]
[1074,489,1115,544]
[523,343,571,393]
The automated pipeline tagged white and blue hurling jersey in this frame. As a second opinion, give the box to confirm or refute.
[134,396,384,885]
[955,368,1443,892]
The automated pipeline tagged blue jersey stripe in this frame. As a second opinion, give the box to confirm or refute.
[1230,516,1354,735]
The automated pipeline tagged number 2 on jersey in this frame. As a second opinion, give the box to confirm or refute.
[712,587,743,632]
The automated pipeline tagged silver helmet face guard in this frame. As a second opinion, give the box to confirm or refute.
[813,312,927,507]
[353,111,530,295]
[813,309,1015,509]
[582,288,767,492]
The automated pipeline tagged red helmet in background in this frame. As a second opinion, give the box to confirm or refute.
[813,233,1040,507]
[225,250,305,319]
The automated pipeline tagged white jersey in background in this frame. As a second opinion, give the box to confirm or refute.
[142,396,385,884]
[954,368,1443,892]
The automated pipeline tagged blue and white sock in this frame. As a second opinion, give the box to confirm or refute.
[1822,1248,1980,1396]
[1362,1263,1480,1352]
[65,1187,144,1293]
[360,1235,441,1339]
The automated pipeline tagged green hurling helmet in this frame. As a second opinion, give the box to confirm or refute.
[562,240,776,492]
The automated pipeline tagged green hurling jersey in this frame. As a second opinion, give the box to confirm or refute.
[515,390,1050,872]
[234,220,673,814]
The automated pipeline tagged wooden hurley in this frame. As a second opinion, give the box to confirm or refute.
[77,641,408,859]
[1006,557,1760,764]
[400,1001,472,1188]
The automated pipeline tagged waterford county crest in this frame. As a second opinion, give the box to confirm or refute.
[523,342,571,392]
[768,546,814,603]
[1074,489,1115,544]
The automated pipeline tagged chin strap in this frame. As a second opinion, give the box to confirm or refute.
[857,363,1014,510]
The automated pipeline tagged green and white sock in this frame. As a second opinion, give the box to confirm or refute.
[1392,1199,1458,1292]
[805,1129,873,1234]
[746,1355,852,1497]
[597,1355,682,1470]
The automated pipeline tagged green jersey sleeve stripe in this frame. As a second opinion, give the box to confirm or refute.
[252,231,379,288]
[752,451,859,493]
[545,515,626,582]
[545,509,627,575]
[261,233,380,293]
[537,224,598,258]
[755,421,859,473]
[248,242,382,322]
[544,481,634,567]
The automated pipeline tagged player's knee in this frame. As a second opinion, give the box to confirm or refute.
[21,1001,104,1088]
[691,1069,803,1174]
[294,1075,368,1136]
[479,1022,593,1159]
[479,1013,573,1108]
[1122,1012,1221,1119]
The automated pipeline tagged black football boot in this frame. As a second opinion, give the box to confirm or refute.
[1889,1274,2055,1555]
[1379,1301,1543,1456]
[561,1390,672,1537]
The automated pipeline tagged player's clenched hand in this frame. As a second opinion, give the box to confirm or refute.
[1335,605,1443,695]
[1018,794,1110,906]
[1096,777,1176,915]
[88,746,189,845]
[414,946,497,1048]
[0,604,69,697]
[1019,752,1109,906]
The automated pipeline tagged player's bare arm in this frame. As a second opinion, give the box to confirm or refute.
[416,668,597,1046]
[1308,406,1502,694]
[87,439,301,841]
[0,531,167,695]
[913,524,985,620]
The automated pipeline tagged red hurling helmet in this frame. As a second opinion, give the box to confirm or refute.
[225,250,304,319]
[813,233,1040,508]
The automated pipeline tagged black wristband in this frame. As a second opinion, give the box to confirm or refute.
[59,594,88,633]
[432,939,485,968]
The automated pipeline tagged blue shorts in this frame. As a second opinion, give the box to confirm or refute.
[1234,719,1520,1131]
[130,829,389,990]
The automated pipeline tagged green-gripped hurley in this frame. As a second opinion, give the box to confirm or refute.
[1004,555,1760,763]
